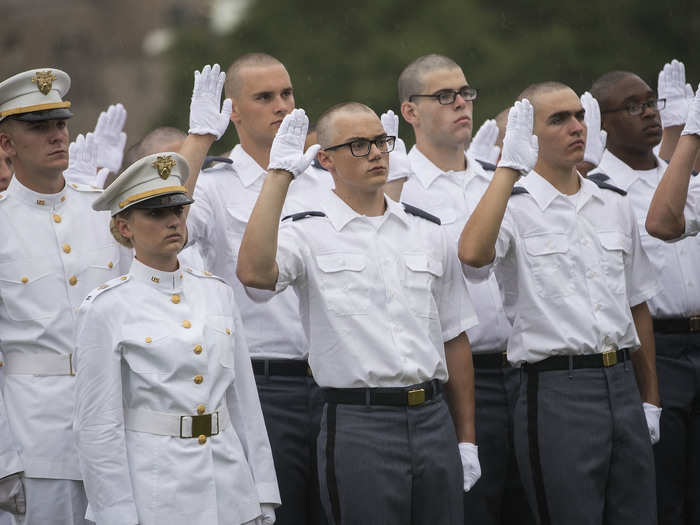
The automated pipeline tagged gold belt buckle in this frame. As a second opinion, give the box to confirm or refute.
[601,350,618,367]
[68,353,75,376]
[407,388,426,407]
[690,316,700,332]
[180,412,219,438]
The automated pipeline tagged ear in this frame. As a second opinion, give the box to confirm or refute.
[401,100,419,127]
[317,149,333,172]
[116,216,133,240]
[0,132,16,157]
[229,98,241,125]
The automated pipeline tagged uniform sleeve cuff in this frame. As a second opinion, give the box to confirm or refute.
[91,503,139,525]
[628,281,662,308]
[461,262,493,284]
[443,316,479,343]
[256,482,282,506]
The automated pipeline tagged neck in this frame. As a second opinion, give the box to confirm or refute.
[534,160,580,195]
[415,138,467,172]
[14,165,65,194]
[333,184,386,217]
[606,144,657,170]
[239,136,271,171]
[134,253,179,273]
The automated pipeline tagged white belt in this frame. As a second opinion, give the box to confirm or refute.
[125,403,230,438]
[3,353,74,376]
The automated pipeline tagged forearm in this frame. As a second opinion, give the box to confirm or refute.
[443,332,476,443]
[237,170,293,289]
[180,133,216,198]
[658,125,683,162]
[630,302,660,406]
[459,168,518,267]
[647,134,700,239]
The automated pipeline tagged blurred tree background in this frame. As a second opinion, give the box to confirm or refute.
[161,0,699,151]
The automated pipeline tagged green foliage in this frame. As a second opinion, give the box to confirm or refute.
[161,0,699,149]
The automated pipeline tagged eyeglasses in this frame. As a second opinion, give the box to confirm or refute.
[408,86,478,105]
[323,135,396,157]
[601,98,666,116]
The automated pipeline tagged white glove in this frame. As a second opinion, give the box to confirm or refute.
[0,473,25,515]
[254,503,276,525]
[188,64,232,140]
[467,119,500,165]
[682,83,700,137]
[658,59,694,128]
[380,109,411,182]
[497,99,538,175]
[64,133,99,186]
[580,92,607,166]
[458,442,481,492]
[93,103,127,173]
[643,402,661,445]
[268,108,321,177]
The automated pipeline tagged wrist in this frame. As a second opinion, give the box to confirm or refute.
[268,169,295,182]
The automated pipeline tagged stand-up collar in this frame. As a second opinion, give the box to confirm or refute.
[130,257,184,292]
[5,175,68,209]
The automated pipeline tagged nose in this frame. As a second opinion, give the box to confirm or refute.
[368,141,383,160]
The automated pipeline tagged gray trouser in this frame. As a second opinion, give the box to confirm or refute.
[513,359,656,525]
[653,332,700,525]
[255,372,326,525]
[464,364,535,525]
[0,478,88,525]
[317,393,463,525]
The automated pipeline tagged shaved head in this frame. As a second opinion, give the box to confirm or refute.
[590,71,638,108]
[316,102,377,148]
[398,54,462,103]
[518,81,571,106]
[225,53,284,99]
[123,126,186,169]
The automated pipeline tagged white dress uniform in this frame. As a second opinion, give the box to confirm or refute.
[678,172,700,237]
[74,259,279,525]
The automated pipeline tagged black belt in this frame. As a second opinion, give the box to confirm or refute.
[473,351,510,369]
[653,317,700,334]
[252,359,313,377]
[524,349,629,373]
[323,379,442,407]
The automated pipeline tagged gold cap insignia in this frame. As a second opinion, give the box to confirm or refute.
[32,71,57,95]
[152,155,177,180]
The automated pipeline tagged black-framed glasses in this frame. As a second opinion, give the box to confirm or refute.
[323,135,396,157]
[601,98,666,116]
[408,86,478,105]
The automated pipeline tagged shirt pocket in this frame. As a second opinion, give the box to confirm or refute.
[597,230,632,295]
[315,253,369,315]
[0,257,64,321]
[122,324,173,376]
[401,253,443,319]
[523,233,574,300]
[205,315,235,370]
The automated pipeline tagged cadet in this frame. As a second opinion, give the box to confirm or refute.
[586,68,700,524]
[186,53,328,525]
[460,84,660,525]
[237,105,479,525]
[73,152,280,525]
[0,68,131,524]
[398,53,532,525]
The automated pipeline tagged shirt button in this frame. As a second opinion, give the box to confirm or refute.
[171,294,181,304]
[53,214,61,223]
[193,344,203,355]
[60,196,66,202]
[198,434,207,445]
[63,244,71,254]
[69,276,78,286]
[120,276,127,281]
[225,328,231,335]
[182,320,191,329]
[145,337,152,343]
[21,277,28,284]
[194,374,203,384]
[108,261,114,269]
[197,404,206,415]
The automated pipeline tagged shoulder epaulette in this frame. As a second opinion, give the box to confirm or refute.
[475,159,497,172]
[183,266,227,283]
[401,203,441,225]
[588,176,627,196]
[586,172,610,184]
[282,211,326,222]
[202,155,233,170]
[83,275,130,303]
[67,182,103,193]
[510,186,529,196]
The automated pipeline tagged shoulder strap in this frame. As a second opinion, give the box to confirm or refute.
[401,203,441,225]
[281,210,326,222]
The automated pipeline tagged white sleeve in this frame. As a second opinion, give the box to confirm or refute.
[623,200,661,306]
[225,304,281,506]
[187,179,214,249]
[0,305,23,478]
[461,207,515,284]
[73,300,139,525]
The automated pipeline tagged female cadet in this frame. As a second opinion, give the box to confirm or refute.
[72,152,280,525]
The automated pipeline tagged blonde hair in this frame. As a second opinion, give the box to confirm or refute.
[109,210,133,248]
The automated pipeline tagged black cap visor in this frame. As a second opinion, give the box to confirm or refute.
[10,107,73,122]
[130,192,194,210]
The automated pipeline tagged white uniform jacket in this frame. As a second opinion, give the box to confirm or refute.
[246,191,478,389]
[0,177,127,479]
[463,172,660,365]
[401,147,512,354]
[73,258,280,525]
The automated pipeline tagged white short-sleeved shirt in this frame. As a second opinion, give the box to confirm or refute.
[246,191,478,389]
[590,150,700,317]
[463,171,660,365]
[401,147,512,354]
[0,177,130,479]
[74,258,279,524]
[187,145,331,360]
